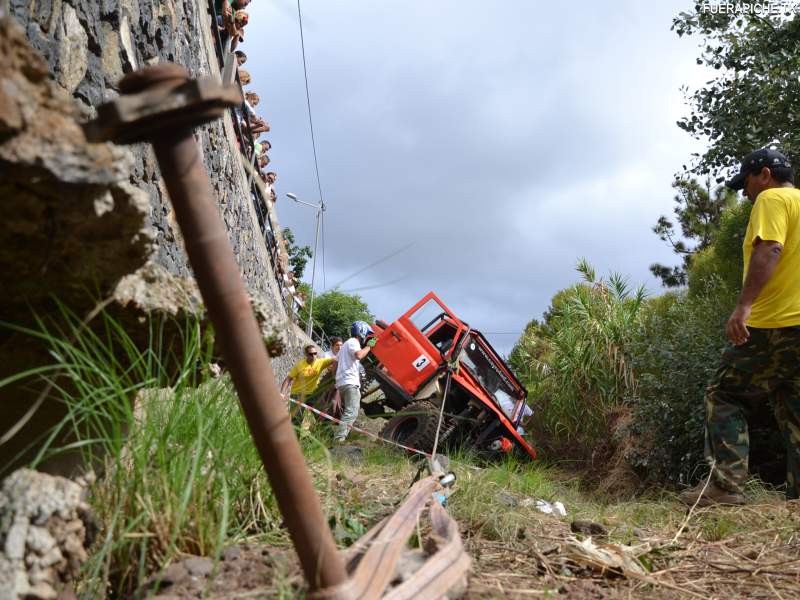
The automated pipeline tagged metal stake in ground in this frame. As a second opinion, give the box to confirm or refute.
[85,64,348,595]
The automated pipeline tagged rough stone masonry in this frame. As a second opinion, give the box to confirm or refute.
[0,469,96,600]
[1,1,310,471]
[8,0,287,305]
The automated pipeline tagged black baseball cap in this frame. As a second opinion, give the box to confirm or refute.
[726,148,792,190]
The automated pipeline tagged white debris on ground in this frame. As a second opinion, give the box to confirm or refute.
[565,537,649,578]
[521,498,567,516]
[0,469,95,600]
[495,491,567,516]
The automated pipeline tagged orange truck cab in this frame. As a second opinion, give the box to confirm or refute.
[361,292,536,460]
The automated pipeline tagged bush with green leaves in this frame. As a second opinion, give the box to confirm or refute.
[673,6,800,174]
[298,289,373,341]
[512,260,646,452]
[688,199,751,297]
[624,283,733,486]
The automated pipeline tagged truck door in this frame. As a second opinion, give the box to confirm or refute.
[372,293,461,395]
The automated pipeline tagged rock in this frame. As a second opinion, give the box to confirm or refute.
[0,470,93,600]
[55,587,77,600]
[0,14,155,474]
[113,261,203,319]
[0,81,23,135]
[26,582,57,600]
[100,22,123,85]
[32,545,65,570]
[221,545,242,562]
[118,14,137,71]
[5,520,28,560]
[183,556,213,577]
[26,526,56,554]
[570,520,609,538]
[159,562,188,586]
[55,5,88,93]
[2,0,317,478]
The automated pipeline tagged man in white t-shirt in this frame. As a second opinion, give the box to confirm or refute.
[334,322,375,442]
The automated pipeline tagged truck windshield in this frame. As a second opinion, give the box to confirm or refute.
[459,336,520,417]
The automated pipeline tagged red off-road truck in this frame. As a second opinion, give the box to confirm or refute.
[360,292,536,460]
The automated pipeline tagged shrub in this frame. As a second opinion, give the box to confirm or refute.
[514,260,646,454]
[688,200,750,298]
[625,282,733,485]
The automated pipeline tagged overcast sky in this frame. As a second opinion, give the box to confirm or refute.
[244,1,711,355]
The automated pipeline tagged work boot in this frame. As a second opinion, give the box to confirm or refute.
[678,481,745,506]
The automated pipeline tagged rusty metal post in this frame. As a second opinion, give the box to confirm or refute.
[85,64,348,594]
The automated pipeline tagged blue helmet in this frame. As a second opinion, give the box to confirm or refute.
[350,321,373,341]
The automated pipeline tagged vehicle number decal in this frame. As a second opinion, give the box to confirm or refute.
[412,354,430,372]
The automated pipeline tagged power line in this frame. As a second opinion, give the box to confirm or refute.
[327,242,415,291]
[482,332,524,335]
[340,275,411,294]
[296,0,327,270]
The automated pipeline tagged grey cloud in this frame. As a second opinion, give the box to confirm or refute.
[245,0,707,354]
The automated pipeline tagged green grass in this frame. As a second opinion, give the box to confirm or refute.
[3,305,294,597]
[89,379,288,593]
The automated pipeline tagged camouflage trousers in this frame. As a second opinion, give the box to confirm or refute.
[705,326,800,498]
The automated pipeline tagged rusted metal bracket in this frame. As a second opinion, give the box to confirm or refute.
[85,65,242,144]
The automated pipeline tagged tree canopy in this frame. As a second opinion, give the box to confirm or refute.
[650,177,737,287]
[673,5,800,176]
[299,289,374,341]
[281,227,312,280]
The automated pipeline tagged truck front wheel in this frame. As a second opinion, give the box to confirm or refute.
[380,400,441,453]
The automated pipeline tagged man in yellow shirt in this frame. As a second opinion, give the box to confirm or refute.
[280,345,335,422]
[682,148,800,505]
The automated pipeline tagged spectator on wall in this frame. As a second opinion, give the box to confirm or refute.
[264,171,277,202]
[244,92,270,134]
[228,10,249,50]
[235,50,247,66]
[244,90,258,105]
[215,0,250,49]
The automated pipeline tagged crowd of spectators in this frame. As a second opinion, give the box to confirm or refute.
[210,0,316,339]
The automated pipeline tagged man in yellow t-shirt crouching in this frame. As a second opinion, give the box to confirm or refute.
[681,148,800,506]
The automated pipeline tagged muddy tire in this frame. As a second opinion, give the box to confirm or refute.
[380,400,441,453]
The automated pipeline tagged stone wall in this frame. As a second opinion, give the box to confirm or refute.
[1,0,311,471]
[10,0,280,298]
[6,0,307,377]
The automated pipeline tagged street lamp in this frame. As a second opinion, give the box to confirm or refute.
[286,193,324,337]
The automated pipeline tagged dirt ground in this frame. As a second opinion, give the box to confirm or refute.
[135,544,302,599]
[135,441,800,600]
[139,502,800,600]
